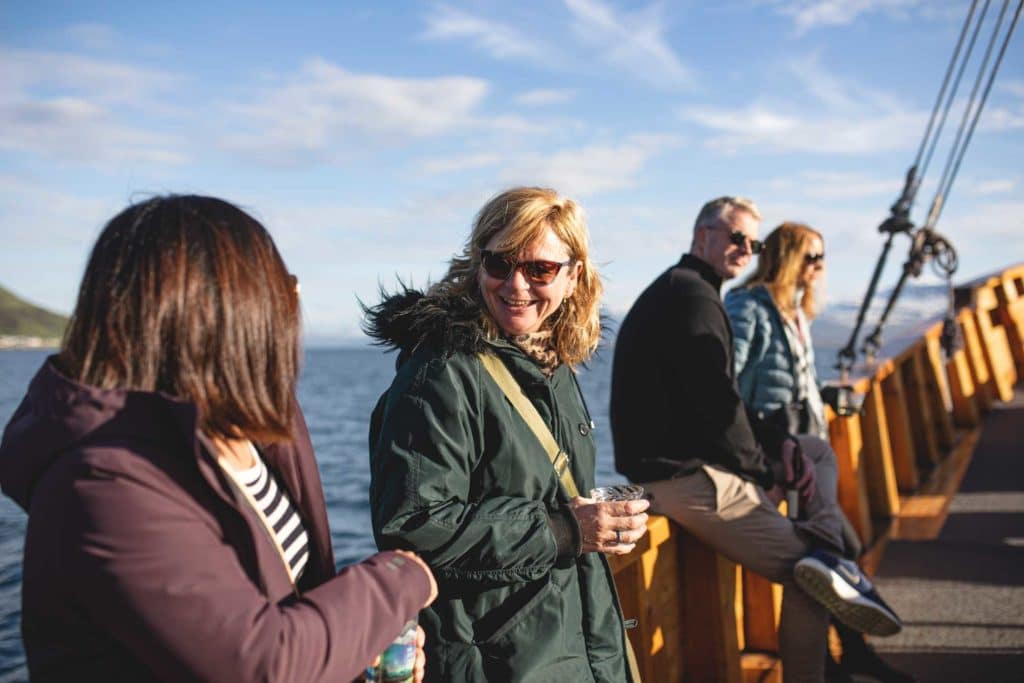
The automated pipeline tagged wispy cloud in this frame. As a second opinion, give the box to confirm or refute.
[767,0,925,35]
[422,4,549,61]
[965,178,1017,196]
[499,133,680,197]
[220,58,533,166]
[762,170,900,201]
[564,0,694,90]
[516,89,576,106]
[680,56,924,155]
[681,104,923,154]
[0,47,187,165]
[419,153,503,174]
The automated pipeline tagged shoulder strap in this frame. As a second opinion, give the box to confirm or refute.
[477,352,580,498]
[478,351,643,683]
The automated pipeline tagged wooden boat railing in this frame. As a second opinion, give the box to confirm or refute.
[609,263,1024,682]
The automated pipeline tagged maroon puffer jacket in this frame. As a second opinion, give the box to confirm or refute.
[0,360,430,682]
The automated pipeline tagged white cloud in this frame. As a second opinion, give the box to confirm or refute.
[422,4,549,61]
[220,58,533,166]
[1002,80,1024,99]
[682,104,923,155]
[763,171,900,200]
[0,48,187,165]
[966,178,1017,196]
[769,0,924,34]
[419,153,503,174]
[516,89,576,106]
[564,0,694,90]
[499,133,680,197]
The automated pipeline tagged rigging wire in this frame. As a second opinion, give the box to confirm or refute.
[859,0,1022,365]
[834,0,986,378]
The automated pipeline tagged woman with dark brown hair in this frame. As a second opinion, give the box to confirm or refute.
[0,195,436,682]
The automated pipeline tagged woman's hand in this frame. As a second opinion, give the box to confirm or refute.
[568,497,650,555]
[395,550,438,608]
[781,439,816,504]
[413,625,426,683]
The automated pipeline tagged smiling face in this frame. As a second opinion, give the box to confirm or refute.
[694,208,760,281]
[478,227,582,336]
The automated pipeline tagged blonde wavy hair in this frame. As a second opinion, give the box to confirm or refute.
[739,221,823,320]
[433,186,603,367]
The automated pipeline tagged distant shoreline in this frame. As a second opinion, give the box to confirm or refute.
[0,336,60,351]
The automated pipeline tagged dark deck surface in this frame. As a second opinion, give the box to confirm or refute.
[871,388,1024,682]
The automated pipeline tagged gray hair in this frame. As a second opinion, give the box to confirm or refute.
[693,196,761,233]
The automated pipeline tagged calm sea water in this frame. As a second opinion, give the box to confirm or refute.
[0,347,623,680]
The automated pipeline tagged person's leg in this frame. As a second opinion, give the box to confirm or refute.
[643,471,828,683]
[792,435,845,554]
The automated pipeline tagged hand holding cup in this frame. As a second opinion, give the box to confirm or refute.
[569,485,649,555]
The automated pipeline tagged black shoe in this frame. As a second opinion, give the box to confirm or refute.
[794,550,903,636]
[841,645,917,683]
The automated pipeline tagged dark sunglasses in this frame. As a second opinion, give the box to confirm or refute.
[804,252,825,264]
[723,230,763,255]
[480,250,573,285]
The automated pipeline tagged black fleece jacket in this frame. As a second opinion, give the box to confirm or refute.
[610,254,786,489]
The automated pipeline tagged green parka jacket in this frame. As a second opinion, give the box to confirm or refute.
[365,287,633,682]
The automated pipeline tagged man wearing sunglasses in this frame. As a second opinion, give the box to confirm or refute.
[610,196,903,682]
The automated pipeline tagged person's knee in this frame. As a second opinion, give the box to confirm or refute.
[797,435,835,466]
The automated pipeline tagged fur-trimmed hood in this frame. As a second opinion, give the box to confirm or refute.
[362,285,490,365]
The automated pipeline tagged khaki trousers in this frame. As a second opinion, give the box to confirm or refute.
[641,435,844,683]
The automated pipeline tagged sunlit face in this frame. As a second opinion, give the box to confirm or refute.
[798,234,825,289]
[694,208,760,281]
[478,227,582,336]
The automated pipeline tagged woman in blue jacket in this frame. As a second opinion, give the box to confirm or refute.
[725,222,915,683]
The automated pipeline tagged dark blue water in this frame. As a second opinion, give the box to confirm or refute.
[0,347,623,679]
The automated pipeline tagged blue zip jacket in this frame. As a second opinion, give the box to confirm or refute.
[724,284,809,416]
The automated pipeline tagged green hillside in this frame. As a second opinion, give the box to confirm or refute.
[0,284,68,338]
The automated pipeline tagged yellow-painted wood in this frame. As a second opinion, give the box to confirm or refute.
[922,335,956,450]
[960,308,995,412]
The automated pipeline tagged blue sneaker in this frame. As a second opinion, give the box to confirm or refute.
[794,550,903,637]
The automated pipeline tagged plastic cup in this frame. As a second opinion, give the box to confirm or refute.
[589,484,645,502]
[366,619,417,682]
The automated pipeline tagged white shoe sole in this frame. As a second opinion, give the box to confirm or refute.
[794,558,902,637]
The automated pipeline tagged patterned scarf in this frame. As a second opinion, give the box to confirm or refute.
[508,329,560,377]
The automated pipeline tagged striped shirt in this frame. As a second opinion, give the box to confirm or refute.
[231,446,310,582]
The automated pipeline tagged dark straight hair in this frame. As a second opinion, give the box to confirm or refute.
[59,195,300,443]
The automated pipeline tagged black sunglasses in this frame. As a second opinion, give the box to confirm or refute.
[712,225,761,254]
[804,252,825,264]
[724,230,763,255]
[480,250,573,285]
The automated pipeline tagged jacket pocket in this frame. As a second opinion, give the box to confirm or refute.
[476,576,592,679]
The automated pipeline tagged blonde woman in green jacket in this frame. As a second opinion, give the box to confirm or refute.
[365,187,648,682]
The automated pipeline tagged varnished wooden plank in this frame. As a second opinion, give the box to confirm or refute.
[922,337,956,450]
[680,533,741,683]
[740,653,782,683]
[741,568,780,653]
[945,339,980,428]
[960,309,995,412]
[899,350,941,466]
[880,370,919,491]
[859,381,901,518]
[973,287,1017,402]
[828,411,873,544]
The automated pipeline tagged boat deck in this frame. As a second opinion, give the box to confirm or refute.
[872,386,1024,681]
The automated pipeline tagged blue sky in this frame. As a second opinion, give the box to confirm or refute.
[2,0,1022,342]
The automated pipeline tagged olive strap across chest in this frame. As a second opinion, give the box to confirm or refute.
[477,352,581,498]
[477,352,643,683]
